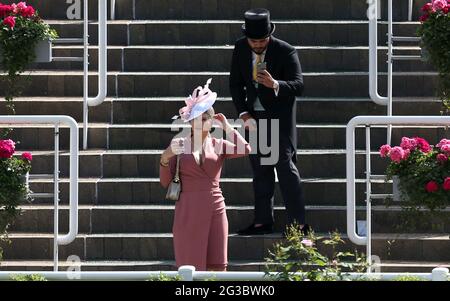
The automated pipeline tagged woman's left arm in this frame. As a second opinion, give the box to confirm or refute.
[222,127,252,159]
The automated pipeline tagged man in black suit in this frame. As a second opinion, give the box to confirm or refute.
[230,8,310,235]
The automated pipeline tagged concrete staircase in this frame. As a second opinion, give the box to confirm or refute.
[0,0,449,272]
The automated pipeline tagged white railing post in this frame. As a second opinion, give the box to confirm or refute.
[0,116,79,252]
[387,0,393,143]
[83,0,108,150]
[368,0,389,106]
[365,126,372,271]
[346,118,367,246]
[53,124,60,272]
[111,0,116,20]
[57,116,79,246]
[408,0,414,21]
[432,268,449,281]
[178,266,195,281]
[83,0,89,150]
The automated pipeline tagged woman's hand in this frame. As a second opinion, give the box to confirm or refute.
[214,113,233,132]
[161,137,185,164]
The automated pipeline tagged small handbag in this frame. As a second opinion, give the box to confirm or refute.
[165,155,182,201]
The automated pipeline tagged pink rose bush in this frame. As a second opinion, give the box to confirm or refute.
[0,2,36,30]
[418,1,450,113]
[0,138,33,237]
[0,138,32,163]
[380,137,449,210]
[0,2,58,115]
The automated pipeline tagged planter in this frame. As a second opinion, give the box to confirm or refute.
[34,39,53,63]
[0,38,52,63]
[420,45,430,62]
[393,176,410,202]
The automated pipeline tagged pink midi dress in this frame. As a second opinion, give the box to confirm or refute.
[160,129,251,271]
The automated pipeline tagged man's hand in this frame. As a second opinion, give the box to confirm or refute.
[240,113,257,132]
[257,70,276,89]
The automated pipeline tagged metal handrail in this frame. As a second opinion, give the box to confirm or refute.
[346,116,450,271]
[368,0,389,106]
[368,0,420,144]
[408,0,414,21]
[0,266,448,281]
[0,115,79,271]
[83,0,108,150]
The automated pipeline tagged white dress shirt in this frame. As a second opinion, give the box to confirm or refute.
[239,50,279,118]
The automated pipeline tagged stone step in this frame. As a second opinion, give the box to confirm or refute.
[1,97,441,125]
[5,123,448,150]
[111,97,441,124]
[10,205,450,234]
[0,71,437,98]
[0,0,131,20]
[132,0,427,21]
[3,0,426,21]
[0,98,112,124]
[24,149,390,179]
[35,46,432,73]
[2,260,447,273]
[26,177,390,206]
[1,233,449,261]
[45,20,420,46]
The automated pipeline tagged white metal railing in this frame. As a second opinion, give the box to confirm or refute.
[346,116,450,271]
[111,0,116,20]
[0,266,448,281]
[52,0,108,150]
[0,116,79,272]
[83,0,108,150]
[368,0,422,144]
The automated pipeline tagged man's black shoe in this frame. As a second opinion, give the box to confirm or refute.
[237,223,273,235]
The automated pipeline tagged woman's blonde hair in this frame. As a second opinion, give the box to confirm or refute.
[204,107,215,119]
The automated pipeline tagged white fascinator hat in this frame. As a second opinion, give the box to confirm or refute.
[175,78,217,122]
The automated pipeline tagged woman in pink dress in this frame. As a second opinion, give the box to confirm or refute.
[159,79,251,271]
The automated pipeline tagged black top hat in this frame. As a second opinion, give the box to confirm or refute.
[241,8,276,39]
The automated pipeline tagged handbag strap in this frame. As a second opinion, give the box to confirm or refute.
[174,155,180,182]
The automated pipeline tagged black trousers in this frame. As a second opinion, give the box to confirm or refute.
[245,111,306,226]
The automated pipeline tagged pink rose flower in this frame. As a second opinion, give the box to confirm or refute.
[10,3,17,13]
[400,137,417,150]
[3,16,16,29]
[436,139,450,148]
[403,149,411,160]
[16,2,27,11]
[0,4,13,18]
[379,144,391,158]
[422,2,433,12]
[414,137,431,153]
[437,153,448,164]
[20,6,35,18]
[441,144,450,154]
[443,177,450,191]
[0,139,16,158]
[419,15,430,23]
[21,152,33,162]
[389,146,405,163]
[425,181,439,193]
[420,14,430,22]
[432,0,447,11]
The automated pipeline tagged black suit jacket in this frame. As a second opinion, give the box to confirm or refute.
[229,36,304,163]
